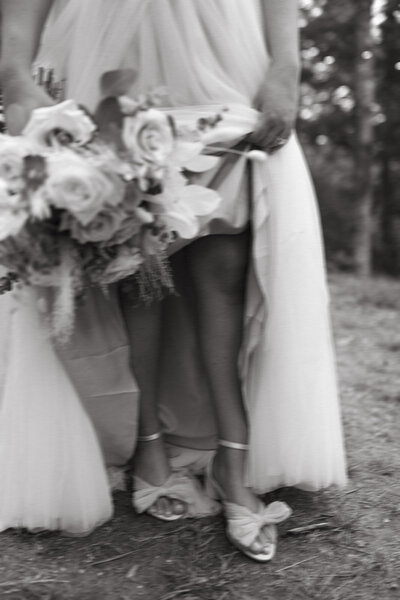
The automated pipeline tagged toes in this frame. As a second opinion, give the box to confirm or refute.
[159,497,172,517]
[261,525,277,546]
[250,528,276,556]
[150,498,166,517]
[249,538,265,554]
[258,529,270,548]
[249,538,274,557]
[148,497,186,519]
[171,500,186,516]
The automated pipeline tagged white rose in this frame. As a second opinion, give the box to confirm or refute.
[22,100,96,147]
[122,109,175,166]
[62,206,126,244]
[0,135,40,194]
[45,152,125,225]
[0,211,27,241]
[0,180,17,210]
[0,180,28,241]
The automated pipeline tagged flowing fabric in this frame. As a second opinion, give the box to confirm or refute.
[40,0,266,110]
[0,288,113,534]
[0,0,347,534]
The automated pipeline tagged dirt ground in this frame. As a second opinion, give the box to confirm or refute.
[0,273,399,600]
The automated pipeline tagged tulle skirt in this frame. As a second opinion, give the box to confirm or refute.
[0,288,113,534]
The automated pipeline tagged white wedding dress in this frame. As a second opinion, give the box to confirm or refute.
[0,284,113,534]
[0,0,347,534]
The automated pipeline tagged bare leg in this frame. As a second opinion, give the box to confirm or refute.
[119,291,185,517]
[186,231,269,551]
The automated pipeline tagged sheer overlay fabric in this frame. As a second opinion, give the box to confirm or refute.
[0,287,113,534]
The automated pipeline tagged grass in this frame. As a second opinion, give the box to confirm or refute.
[0,273,399,600]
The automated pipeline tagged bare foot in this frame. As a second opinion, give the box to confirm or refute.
[133,437,186,518]
[213,447,274,553]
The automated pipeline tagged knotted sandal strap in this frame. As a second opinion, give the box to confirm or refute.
[133,471,221,518]
[224,500,292,549]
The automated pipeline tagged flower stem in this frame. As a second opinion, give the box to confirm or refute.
[205,145,248,157]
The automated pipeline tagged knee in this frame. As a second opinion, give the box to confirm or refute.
[188,235,249,296]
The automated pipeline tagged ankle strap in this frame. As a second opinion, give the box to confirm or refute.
[219,439,249,451]
[137,432,162,442]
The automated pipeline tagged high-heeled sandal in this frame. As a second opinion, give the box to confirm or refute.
[206,439,292,562]
[133,432,220,522]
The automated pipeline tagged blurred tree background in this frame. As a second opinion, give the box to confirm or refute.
[299,0,400,275]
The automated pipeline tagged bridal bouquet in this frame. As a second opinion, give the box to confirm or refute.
[0,71,225,339]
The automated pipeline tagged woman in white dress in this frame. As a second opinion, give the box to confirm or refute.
[0,0,347,560]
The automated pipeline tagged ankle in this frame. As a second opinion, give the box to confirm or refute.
[133,435,171,485]
[214,446,247,484]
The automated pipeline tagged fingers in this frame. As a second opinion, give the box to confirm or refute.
[249,120,292,154]
[248,108,293,154]
[249,116,280,148]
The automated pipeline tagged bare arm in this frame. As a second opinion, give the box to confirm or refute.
[0,0,54,133]
[249,0,300,151]
[260,0,300,71]
[1,0,53,75]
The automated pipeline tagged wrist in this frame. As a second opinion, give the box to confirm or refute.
[268,59,300,79]
[0,63,33,87]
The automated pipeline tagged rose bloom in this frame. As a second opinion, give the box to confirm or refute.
[101,246,143,285]
[22,100,96,147]
[45,152,125,225]
[0,181,28,241]
[0,180,19,211]
[62,206,126,244]
[122,109,175,166]
[0,135,39,194]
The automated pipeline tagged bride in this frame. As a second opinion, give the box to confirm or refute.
[0,0,347,561]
